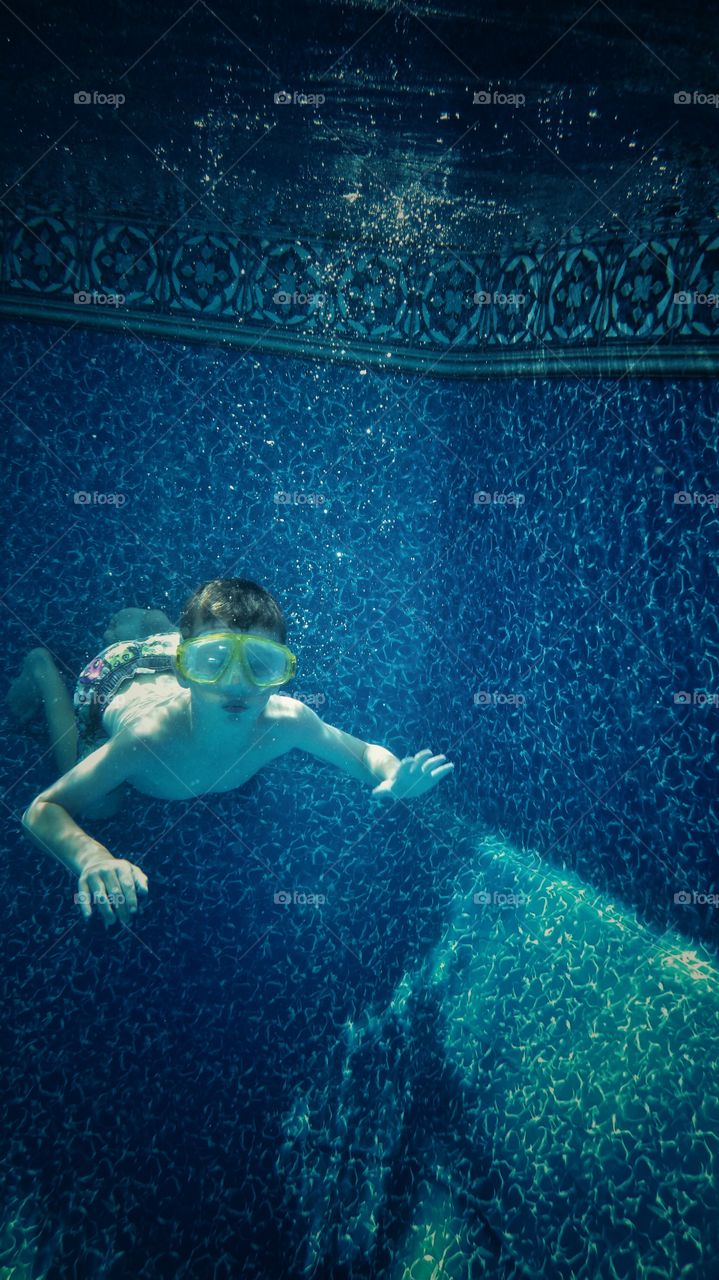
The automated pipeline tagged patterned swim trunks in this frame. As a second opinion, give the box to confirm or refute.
[73,632,179,761]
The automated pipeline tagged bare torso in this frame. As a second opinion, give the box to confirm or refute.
[110,674,297,801]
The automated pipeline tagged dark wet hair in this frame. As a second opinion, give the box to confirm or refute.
[178,578,287,642]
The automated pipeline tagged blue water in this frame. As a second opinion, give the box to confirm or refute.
[1,318,718,1279]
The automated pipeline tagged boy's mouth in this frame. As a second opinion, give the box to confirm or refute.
[222,700,248,713]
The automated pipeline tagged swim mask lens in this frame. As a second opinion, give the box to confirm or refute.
[177,633,297,688]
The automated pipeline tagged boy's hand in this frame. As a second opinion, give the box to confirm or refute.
[371,749,454,803]
[76,853,149,929]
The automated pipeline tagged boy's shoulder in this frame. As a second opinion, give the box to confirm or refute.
[267,694,318,741]
[268,693,309,723]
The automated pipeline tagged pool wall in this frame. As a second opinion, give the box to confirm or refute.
[1,208,718,376]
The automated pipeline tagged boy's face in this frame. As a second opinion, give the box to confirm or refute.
[183,623,282,721]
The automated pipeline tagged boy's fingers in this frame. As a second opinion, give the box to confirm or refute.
[96,892,116,928]
[102,877,122,926]
[421,753,448,771]
[371,787,395,804]
[77,862,149,926]
[114,862,148,923]
[116,873,138,917]
[87,871,119,928]
[132,869,149,911]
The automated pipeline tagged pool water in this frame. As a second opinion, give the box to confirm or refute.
[1,315,718,1278]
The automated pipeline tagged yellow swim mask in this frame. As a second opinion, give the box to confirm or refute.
[176,632,297,688]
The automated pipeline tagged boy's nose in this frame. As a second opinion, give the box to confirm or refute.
[221,660,254,692]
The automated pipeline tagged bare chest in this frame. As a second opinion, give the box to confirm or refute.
[126,715,287,800]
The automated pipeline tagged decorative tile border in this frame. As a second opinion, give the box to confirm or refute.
[1,205,718,375]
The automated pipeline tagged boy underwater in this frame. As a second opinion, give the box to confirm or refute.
[12,579,454,929]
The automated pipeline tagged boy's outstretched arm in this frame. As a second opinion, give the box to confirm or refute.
[288,702,454,802]
[21,730,148,928]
